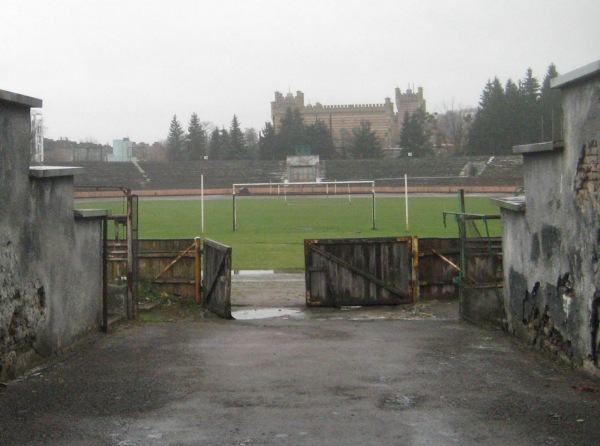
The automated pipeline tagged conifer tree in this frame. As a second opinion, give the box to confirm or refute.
[540,63,561,141]
[519,68,542,142]
[505,79,527,145]
[258,122,277,160]
[468,78,511,154]
[228,115,247,159]
[219,128,230,159]
[167,115,185,160]
[305,120,336,158]
[399,107,434,156]
[277,108,306,157]
[208,127,223,160]
[350,120,382,159]
[244,128,259,159]
[467,66,558,155]
[186,112,207,160]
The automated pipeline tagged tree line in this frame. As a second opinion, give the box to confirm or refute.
[166,113,259,161]
[466,64,561,155]
[167,107,386,161]
[398,63,562,157]
[167,64,561,161]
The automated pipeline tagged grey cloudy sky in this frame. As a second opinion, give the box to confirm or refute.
[2,0,598,145]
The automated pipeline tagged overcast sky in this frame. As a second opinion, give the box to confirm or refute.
[2,0,598,145]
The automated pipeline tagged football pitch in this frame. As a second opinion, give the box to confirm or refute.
[76,194,502,270]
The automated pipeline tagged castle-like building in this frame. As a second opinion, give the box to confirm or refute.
[271,87,426,149]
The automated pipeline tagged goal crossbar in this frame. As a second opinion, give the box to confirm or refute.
[233,180,374,194]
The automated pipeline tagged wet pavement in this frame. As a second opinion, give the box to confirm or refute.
[1,273,600,445]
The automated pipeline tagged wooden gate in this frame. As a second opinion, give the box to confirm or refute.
[201,238,233,319]
[136,238,200,300]
[304,237,419,307]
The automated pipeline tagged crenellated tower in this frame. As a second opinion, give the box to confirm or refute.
[271,86,426,149]
[395,87,426,124]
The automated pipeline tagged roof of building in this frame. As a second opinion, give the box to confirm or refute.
[0,89,42,108]
[551,60,600,89]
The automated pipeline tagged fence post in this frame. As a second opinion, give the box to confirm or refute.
[194,237,202,304]
[458,189,467,283]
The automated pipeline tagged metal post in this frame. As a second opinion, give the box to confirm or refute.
[404,174,409,232]
[126,189,134,319]
[101,216,108,333]
[347,182,351,205]
[458,189,467,283]
[372,182,376,230]
[201,174,204,234]
[232,188,237,231]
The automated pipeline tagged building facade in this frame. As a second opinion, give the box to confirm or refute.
[271,88,426,149]
[109,137,135,162]
[30,109,43,162]
[44,138,110,162]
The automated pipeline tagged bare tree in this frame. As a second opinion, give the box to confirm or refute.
[438,101,473,155]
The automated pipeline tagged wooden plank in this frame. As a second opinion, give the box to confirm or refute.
[202,238,232,319]
[308,243,409,299]
[135,238,197,299]
[305,237,416,307]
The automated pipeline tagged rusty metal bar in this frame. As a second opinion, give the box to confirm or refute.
[101,215,108,333]
[126,189,134,319]
[430,247,477,283]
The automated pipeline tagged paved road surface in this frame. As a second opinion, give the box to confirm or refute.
[1,274,599,445]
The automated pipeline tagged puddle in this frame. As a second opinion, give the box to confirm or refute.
[232,308,304,320]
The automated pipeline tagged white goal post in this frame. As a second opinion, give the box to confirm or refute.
[232,180,376,231]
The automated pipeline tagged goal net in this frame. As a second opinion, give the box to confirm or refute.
[232,180,376,231]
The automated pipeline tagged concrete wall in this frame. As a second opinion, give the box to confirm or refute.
[0,91,104,379]
[497,62,600,375]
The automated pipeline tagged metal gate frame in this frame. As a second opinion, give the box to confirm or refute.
[304,236,419,307]
[442,189,504,328]
[104,188,138,320]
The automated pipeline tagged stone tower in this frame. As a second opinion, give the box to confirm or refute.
[271,87,426,150]
[395,87,426,125]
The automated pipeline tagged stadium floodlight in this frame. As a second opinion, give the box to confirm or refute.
[232,180,376,232]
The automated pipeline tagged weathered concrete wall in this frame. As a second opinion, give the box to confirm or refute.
[0,91,103,379]
[499,64,600,374]
[460,283,504,329]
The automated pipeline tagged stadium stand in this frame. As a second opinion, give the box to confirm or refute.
[46,156,523,195]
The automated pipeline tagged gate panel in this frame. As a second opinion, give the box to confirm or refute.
[202,238,233,319]
[136,239,197,298]
[418,237,503,300]
[305,237,418,307]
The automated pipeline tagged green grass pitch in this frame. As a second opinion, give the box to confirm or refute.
[76,195,501,270]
